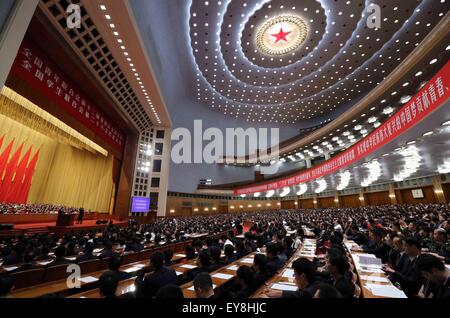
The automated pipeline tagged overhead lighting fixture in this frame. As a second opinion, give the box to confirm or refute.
[336,171,351,191]
[266,190,275,198]
[296,184,307,196]
[280,187,291,197]
[314,179,327,193]
[442,120,450,126]
[429,58,438,64]
[240,194,246,198]
[401,96,412,104]
[383,107,394,115]
[368,116,377,123]
[361,160,382,187]
[254,192,260,197]
[422,131,433,137]
[393,146,421,181]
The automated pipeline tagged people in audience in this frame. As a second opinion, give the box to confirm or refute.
[108,255,132,281]
[193,272,216,298]
[326,255,355,298]
[0,272,14,298]
[313,283,342,298]
[415,254,449,299]
[155,284,184,299]
[135,251,177,298]
[98,271,119,298]
[266,243,284,275]
[252,254,271,288]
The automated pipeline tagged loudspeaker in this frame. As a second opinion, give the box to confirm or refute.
[0,224,14,231]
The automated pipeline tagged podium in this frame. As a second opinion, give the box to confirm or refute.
[56,212,75,226]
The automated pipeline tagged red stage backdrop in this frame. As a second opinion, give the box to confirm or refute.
[0,135,40,204]
[235,61,450,195]
[9,39,125,152]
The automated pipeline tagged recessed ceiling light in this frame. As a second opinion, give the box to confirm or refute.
[415,71,423,76]
[422,131,433,136]
[430,58,438,64]
[442,120,450,126]
[100,5,106,10]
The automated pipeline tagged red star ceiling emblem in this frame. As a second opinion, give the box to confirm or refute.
[271,27,292,43]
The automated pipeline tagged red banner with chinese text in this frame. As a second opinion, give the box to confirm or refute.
[235,61,450,195]
[9,39,125,152]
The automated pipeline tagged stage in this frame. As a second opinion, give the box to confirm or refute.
[0,219,128,237]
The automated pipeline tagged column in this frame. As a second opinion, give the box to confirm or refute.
[432,176,446,203]
[388,183,398,204]
[0,0,38,89]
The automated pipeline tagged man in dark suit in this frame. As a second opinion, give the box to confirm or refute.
[135,251,177,297]
[0,272,15,298]
[2,243,25,266]
[11,252,42,273]
[75,242,97,263]
[99,240,118,259]
[208,246,226,271]
[252,254,271,288]
[47,246,71,267]
[266,257,320,298]
[193,272,216,298]
[108,255,132,281]
[266,243,284,275]
[326,255,355,298]
[415,253,449,299]
[384,237,424,297]
[362,228,390,263]
[180,251,211,284]
[99,271,119,298]
[77,207,84,224]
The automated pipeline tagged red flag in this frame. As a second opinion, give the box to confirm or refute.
[17,148,40,204]
[0,139,15,188]
[0,142,23,202]
[4,146,32,203]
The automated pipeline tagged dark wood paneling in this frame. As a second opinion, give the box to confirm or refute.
[299,199,314,209]
[340,194,361,207]
[443,183,450,203]
[397,187,437,204]
[281,200,295,209]
[365,191,390,206]
[317,197,335,208]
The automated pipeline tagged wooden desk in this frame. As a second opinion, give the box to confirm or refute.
[181,252,258,298]
[11,254,185,298]
[344,240,407,298]
[251,238,317,298]
[68,254,195,298]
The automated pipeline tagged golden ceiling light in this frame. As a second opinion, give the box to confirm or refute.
[256,15,308,56]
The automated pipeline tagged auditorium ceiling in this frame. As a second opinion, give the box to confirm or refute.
[129,0,449,125]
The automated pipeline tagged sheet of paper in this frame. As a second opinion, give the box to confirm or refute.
[360,275,390,283]
[212,273,234,280]
[124,267,140,273]
[65,257,76,261]
[227,265,239,271]
[93,249,103,253]
[175,271,182,276]
[358,254,382,266]
[359,267,384,274]
[37,261,53,266]
[240,258,254,264]
[188,284,216,291]
[180,264,197,269]
[4,266,18,272]
[270,283,298,292]
[134,264,145,269]
[175,254,186,258]
[365,284,407,298]
[79,276,98,283]
[282,269,295,278]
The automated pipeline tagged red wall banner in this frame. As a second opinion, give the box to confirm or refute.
[235,61,450,195]
[9,39,125,152]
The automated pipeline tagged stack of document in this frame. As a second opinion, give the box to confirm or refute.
[212,273,234,280]
[360,275,390,283]
[282,269,295,279]
[270,283,297,292]
[180,264,197,269]
[365,283,407,298]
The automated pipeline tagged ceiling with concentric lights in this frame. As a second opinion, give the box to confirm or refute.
[187,0,449,124]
